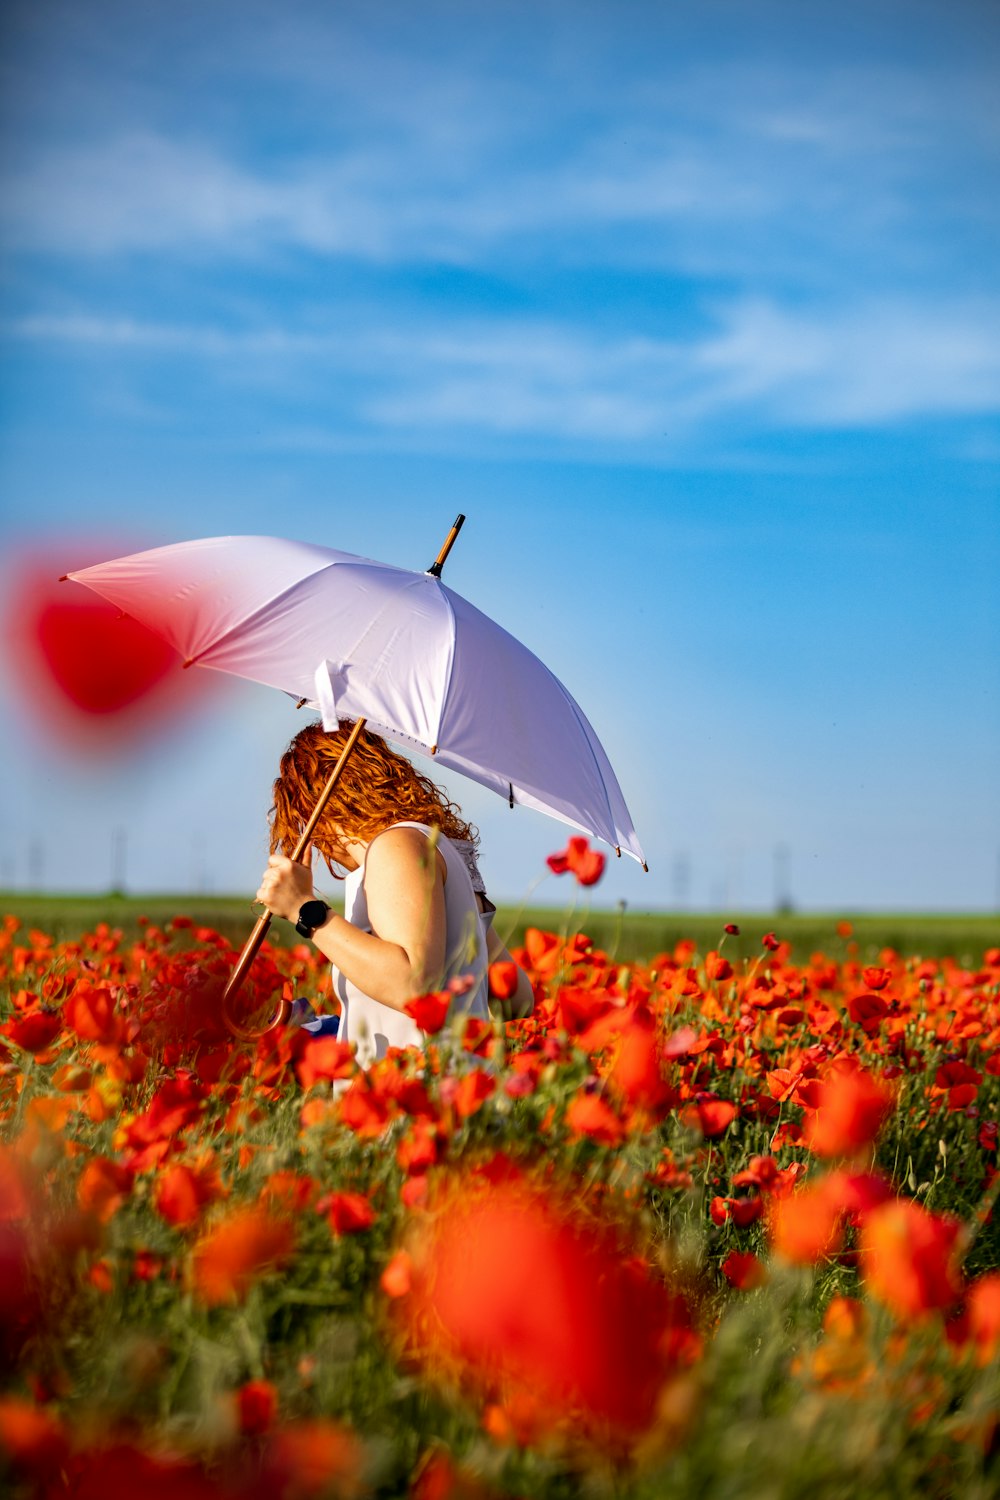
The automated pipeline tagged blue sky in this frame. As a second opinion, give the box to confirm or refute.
[1,0,998,912]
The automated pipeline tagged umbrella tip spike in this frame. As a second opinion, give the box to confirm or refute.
[58,574,69,582]
[642,861,649,873]
[615,845,621,858]
[182,658,195,669]
[427,514,466,577]
[508,783,514,808]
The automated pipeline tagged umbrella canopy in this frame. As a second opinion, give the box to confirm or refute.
[65,533,645,865]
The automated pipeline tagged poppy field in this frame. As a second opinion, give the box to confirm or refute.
[1,850,999,1498]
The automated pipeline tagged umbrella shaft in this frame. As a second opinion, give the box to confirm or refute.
[288,714,367,860]
[222,715,368,1019]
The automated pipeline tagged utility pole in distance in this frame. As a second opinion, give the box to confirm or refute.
[27,837,44,892]
[110,826,127,896]
[774,842,793,914]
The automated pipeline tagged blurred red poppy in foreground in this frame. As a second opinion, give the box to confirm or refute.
[384,1159,698,1446]
[3,546,212,751]
[190,1205,295,1305]
[860,1199,963,1319]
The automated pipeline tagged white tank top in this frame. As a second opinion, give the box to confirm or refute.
[333,821,490,1067]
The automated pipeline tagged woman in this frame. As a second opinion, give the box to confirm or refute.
[256,720,534,1065]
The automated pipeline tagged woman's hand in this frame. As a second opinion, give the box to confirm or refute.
[256,854,315,923]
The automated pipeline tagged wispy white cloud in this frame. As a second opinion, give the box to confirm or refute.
[0,127,756,261]
[10,295,1000,440]
[3,45,995,284]
[1,133,401,258]
[367,305,1000,439]
[5,312,344,356]
[694,298,1000,425]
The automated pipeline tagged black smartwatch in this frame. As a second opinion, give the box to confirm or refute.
[294,899,331,939]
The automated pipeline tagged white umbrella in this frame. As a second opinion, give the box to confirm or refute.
[64,519,646,1021]
[65,527,644,859]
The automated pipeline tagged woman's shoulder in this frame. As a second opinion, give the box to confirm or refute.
[368,820,436,851]
[363,823,446,878]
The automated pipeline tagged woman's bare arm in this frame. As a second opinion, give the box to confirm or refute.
[256,827,446,1012]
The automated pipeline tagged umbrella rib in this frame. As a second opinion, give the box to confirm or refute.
[426,578,458,751]
[181,557,390,668]
[550,671,626,853]
[435,587,629,853]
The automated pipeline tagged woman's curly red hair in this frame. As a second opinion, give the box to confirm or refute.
[269,720,478,874]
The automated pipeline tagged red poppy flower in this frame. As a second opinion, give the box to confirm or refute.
[705,951,733,982]
[124,1074,207,1150]
[237,1379,277,1435]
[296,1036,355,1089]
[721,1251,767,1290]
[683,1098,738,1138]
[803,1063,895,1158]
[0,1149,34,1223]
[824,1169,893,1216]
[131,1250,163,1282]
[453,1068,496,1119]
[608,1011,673,1115]
[558,985,617,1039]
[662,1025,699,1059]
[65,983,122,1046]
[47,1442,220,1499]
[387,1170,697,1443]
[546,837,606,888]
[729,1195,763,1229]
[322,1192,376,1236]
[488,961,520,1001]
[934,1060,982,1090]
[88,1259,114,1294]
[770,1179,845,1265]
[3,1010,61,1054]
[405,991,452,1035]
[381,1249,412,1298]
[264,1419,363,1498]
[966,1273,1000,1364]
[521,927,562,976]
[154,1159,224,1228]
[190,1206,295,1305]
[860,1199,963,1318]
[261,1171,319,1214]
[76,1157,135,1224]
[847,992,889,1032]
[0,1398,68,1480]
[565,1092,625,1146]
[337,1080,393,1139]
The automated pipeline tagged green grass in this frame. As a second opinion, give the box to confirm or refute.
[2,892,996,966]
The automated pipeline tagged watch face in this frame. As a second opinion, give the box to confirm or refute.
[298,900,329,928]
